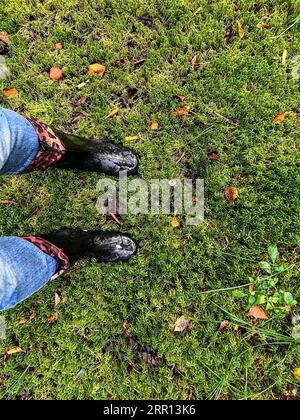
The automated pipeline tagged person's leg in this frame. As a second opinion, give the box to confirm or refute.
[0,229,137,311]
[0,108,40,175]
[0,107,139,176]
[0,237,60,311]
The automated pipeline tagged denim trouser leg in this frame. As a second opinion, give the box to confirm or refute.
[0,237,59,311]
[0,107,39,175]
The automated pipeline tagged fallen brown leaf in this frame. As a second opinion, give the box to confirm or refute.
[218,320,230,332]
[175,151,186,164]
[54,291,62,307]
[50,67,63,80]
[247,305,268,320]
[29,206,42,218]
[186,385,194,400]
[88,63,106,76]
[224,186,238,205]
[76,96,87,106]
[16,318,28,326]
[174,94,185,102]
[174,316,189,332]
[0,31,9,45]
[48,313,58,324]
[105,108,119,119]
[150,120,159,130]
[273,112,289,125]
[207,150,220,160]
[122,320,129,336]
[29,311,37,321]
[191,55,197,71]
[109,212,123,226]
[3,87,17,98]
[224,24,233,44]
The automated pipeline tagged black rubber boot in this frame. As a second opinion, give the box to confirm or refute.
[52,129,139,176]
[42,228,138,264]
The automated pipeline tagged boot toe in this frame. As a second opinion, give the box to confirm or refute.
[117,235,138,260]
[91,233,138,262]
[95,144,139,176]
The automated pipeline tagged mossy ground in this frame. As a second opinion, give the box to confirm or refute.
[0,0,299,400]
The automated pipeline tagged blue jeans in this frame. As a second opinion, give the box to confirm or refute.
[0,107,39,175]
[0,108,60,311]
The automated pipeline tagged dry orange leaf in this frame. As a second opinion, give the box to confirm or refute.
[48,313,58,324]
[176,107,189,118]
[224,186,238,205]
[0,200,16,204]
[105,108,119,119]
[207,150,220,161]
[247,305,268,320]
[272,112,289,125]
[150,120,159,130]
[257,22,270,29]
[50,67,63,80]
[88,63,106,76]
[109,212,123,226]
[54,42,63,49]
[191,55,197,71]
[174,316,189,332]
[236,19,245,39]
[0,31,9,45]
[29,311,38,321]
[3,87,17,98]
[16,318,28,326]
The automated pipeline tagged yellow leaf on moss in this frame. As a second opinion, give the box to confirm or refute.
[257,22,270,29]
[0,200,15,204]
[105,108,119,119]
[282,49,288,65]
[294,368,300,380]
[171,214,180,228]
[150,120,159,130]
[174,316,189,332]
[236,20,245,38]
[125,135,139,142]
[191,55,197,71]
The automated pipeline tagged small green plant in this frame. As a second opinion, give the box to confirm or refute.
[233,246,297,315]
